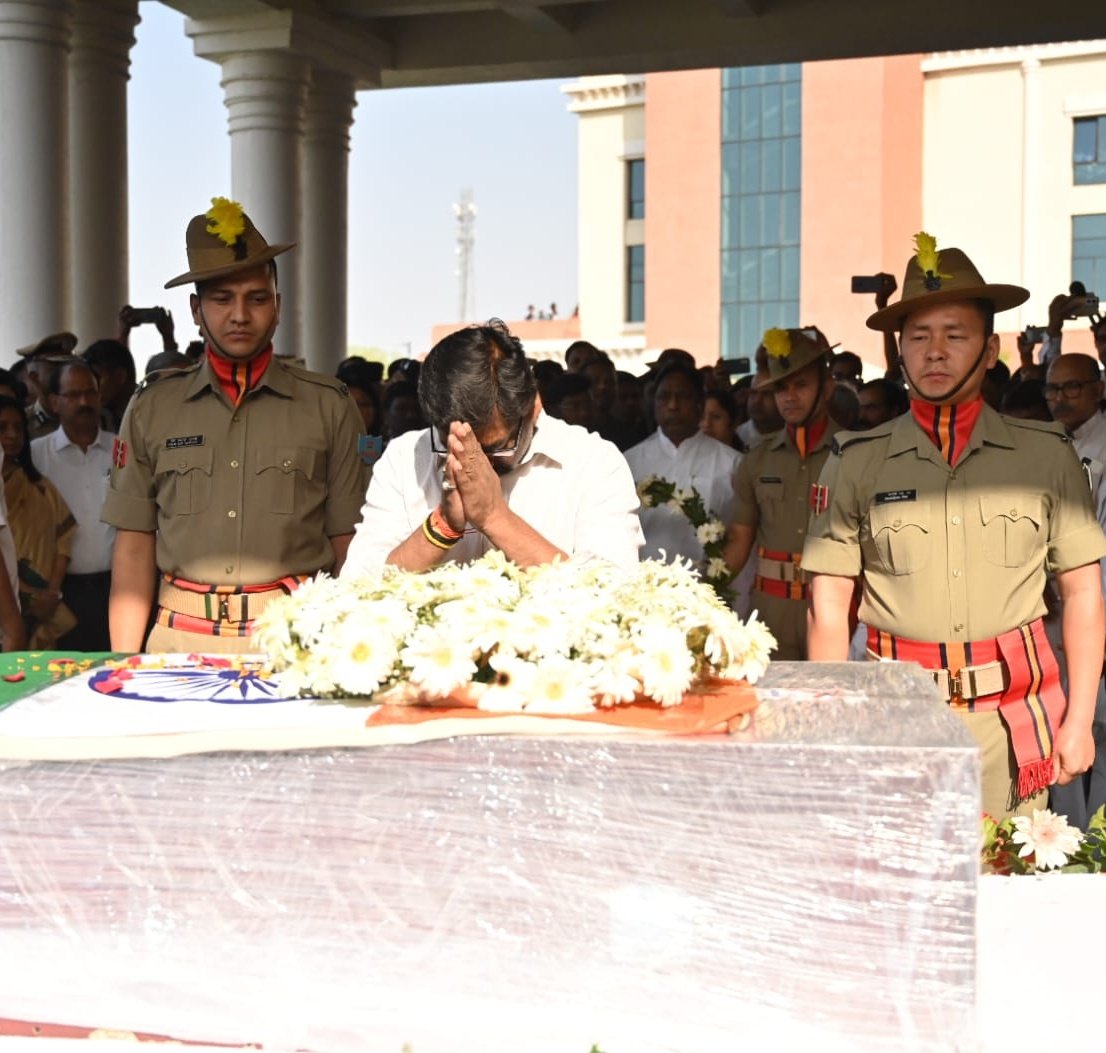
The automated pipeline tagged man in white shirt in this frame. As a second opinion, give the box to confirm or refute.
[31,359,115,651]
[624,363,739,565]
[341,320,643,576]
[1043,351,1106,827]
[1045,353,1106,465]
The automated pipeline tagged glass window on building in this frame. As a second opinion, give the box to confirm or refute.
[720,64,801,360]
[627,158,645,219]
[1074,116,1106,185]
[1072,214,1106,294]
[626,244,645,324]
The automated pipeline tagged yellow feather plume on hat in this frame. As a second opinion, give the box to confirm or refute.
[762,328,791,360]
[913,231,952,282]
[205,197,247,248]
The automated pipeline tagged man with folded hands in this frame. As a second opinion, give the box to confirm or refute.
[341,320,642,576]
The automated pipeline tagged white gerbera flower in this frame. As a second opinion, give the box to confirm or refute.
[400,626,477,699]
[588,650,641,706]
[250,601,295,664]
[1010,809,1083,870]
[356,596,417,642]
[633,621,695,706]
[705,556,730,580]
[524,657,594,715]
[478,654,536,711]
[503,603,568,658]
[330,622,398,696]
[696,520,725,546]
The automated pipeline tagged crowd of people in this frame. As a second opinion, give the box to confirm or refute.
[3,198,1106,828]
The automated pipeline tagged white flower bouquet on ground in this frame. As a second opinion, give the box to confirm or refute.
[252,551,775,714]
[981,806,1106,874]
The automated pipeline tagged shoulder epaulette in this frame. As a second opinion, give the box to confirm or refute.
[831,422,893,455]
[279,360,351,397]
[131,360,201,398]
[1003,416,1071,442]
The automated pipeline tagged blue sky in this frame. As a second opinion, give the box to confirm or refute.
[126,1,578,362]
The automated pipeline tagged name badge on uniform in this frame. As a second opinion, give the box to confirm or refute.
[166,434,205,449]
[874,489,917,505]
[759,475,783,484]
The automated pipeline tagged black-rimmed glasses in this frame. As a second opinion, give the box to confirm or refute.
[431,417,528,460]
[1043,379,1099,400]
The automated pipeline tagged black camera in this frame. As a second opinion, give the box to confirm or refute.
[720,356,751,376]
[130,307,165,326]
[1067,281,1100,319]
[850,273,896,295]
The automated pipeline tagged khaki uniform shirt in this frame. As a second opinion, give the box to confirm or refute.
[802,406,1106,642]
[733,422,839,554]
[101,355,366,586]
[732,421,838,659]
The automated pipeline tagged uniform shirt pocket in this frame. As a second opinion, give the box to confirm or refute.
[979,493,1043,568]
[753,477,785,507]
[866,499,930,575]
[154,444,213,516]
[255,446,324,514]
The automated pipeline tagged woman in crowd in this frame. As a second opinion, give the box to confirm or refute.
[0,395,77,648]
[699,387,742,450]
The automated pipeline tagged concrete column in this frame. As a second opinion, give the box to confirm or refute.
[0,0,72,361]
[220,51,309,360]
[69,0,139,347]
[1019,56,1041,333]
[302,69,357,374]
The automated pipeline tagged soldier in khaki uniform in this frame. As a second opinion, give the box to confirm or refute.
[102,198,365,654]
[724,327,838,660]
[804,234,1106,820]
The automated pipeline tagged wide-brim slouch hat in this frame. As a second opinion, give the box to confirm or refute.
[753,326,834,389]
[17,331,77,358]
[867,232,1028,332]
[165,196,294,289]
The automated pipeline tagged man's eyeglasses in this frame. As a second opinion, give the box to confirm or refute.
[431,417,528,460]
[1043,379,1099,400]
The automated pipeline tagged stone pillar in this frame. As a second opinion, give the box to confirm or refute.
[0,0,72,361]
[1020,56,1041,332]
[220,51,309,360]
[302,69,357,374]
[69,0,139,347]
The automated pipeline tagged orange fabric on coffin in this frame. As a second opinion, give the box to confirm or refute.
[366,678,758,736]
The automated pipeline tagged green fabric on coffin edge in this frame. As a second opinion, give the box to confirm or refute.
[0,652,127,711]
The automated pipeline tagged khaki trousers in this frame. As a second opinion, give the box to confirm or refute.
[957,706,1046,821]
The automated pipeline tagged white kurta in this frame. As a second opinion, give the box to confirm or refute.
[342,411,644,574]
[623,429,740,564]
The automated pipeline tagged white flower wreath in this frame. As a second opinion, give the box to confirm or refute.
[635,474,732,599]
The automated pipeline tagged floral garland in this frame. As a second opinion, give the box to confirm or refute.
[981,806,1106,874]
[253,551,775,711]
[635,475,731,600]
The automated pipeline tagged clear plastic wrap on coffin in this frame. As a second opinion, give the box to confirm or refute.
[0,661,980,1052]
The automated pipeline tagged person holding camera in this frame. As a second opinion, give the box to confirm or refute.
[102,197,366,654]
[1019,282,1103,371]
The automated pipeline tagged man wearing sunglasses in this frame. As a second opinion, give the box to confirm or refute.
[341,320,642,576]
